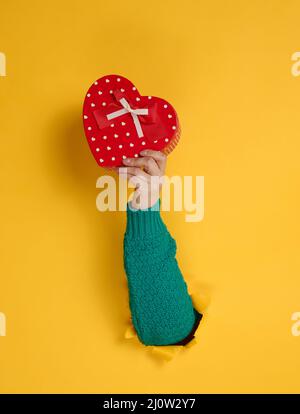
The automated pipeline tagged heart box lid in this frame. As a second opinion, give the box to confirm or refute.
[83,74,181,167]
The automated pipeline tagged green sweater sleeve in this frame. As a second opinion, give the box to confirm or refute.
[123,199,198,346]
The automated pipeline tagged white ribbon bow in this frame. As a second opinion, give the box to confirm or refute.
[106,97,148,138]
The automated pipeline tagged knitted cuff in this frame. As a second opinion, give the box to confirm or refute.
[125,199,168,239]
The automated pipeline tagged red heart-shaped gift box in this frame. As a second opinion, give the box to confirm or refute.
[82,74,180,167]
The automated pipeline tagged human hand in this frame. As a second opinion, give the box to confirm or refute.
[117,150,167,210]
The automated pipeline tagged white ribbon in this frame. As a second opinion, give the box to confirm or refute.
[106,97,148,138]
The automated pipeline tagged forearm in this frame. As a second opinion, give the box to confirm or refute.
[123,200,199,346]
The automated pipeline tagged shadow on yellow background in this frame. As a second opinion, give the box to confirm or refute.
[50,108,135,351]
[0,0,300,393]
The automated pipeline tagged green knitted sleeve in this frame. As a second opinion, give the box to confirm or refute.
[123,199,198,346]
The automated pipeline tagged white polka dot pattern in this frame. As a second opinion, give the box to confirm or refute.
[83,74,180,167]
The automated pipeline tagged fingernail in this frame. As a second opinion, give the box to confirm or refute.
[140,150,147,155]
[122,158,131,164]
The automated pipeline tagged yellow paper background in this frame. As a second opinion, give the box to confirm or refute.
[0,0,300,393]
